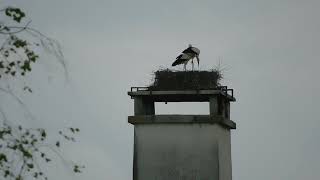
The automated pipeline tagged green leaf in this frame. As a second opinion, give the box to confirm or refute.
[23,86,32,93]
[5,9,11,16]
[41,130,46,138]
[0,153,7,162]
[13,39,27,48]
[3,26,10,31]
[21,61,31,72]
[5,7,26,23]
[73,165,81,173]
[9,62,15,66]
[27,163,34,169]
[10,145,18,150]
[4,170,10,177]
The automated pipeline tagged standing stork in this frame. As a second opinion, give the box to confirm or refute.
[172,44,200,71]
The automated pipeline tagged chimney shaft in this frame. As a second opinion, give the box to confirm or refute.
[128,78,236,180]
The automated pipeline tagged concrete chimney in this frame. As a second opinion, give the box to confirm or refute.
[128,76,236,180]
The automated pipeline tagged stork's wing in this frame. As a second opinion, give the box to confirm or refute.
[172,54,189,66]
[176,54,183,60]
[182,47,193,54]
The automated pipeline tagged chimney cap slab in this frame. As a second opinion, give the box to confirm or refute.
[128,89,236,102]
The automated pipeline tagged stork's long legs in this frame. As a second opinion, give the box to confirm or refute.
[183,62,187,71]
[191,59,194,71]
[196,56,200,71]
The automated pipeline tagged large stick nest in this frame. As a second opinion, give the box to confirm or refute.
[149,69,222,90]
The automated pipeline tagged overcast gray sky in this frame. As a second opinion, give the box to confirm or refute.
[2,0,320,179]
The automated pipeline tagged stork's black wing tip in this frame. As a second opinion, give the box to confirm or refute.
[172,62,177,66]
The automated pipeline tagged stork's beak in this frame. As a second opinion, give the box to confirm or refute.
[196,55,200,67]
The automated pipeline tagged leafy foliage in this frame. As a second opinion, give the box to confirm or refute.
[0,34,39,78]
[5,7,25,23]
[0,124,83,180]
[0,6,83,180]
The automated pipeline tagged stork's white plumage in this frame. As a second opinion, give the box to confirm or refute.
[172,44,200,71]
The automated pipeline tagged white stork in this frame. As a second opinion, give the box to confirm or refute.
[172,44,200,71]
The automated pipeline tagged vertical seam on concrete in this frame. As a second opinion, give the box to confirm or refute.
[133,128,138,180]
[217,141,220,180]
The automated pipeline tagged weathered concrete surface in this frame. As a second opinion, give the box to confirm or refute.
[128,115,236,129]
[134,97,155,115]
[128,90,235,102]
[134,124,232,180]
[128,88,236,180]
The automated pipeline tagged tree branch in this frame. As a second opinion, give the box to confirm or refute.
[0,21,32,35]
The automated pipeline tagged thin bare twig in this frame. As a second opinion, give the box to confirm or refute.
[0,85,35,121]
[0,21,32,35]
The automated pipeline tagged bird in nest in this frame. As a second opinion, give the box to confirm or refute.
[172,44,200,71]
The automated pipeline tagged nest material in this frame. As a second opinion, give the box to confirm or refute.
[149,69,222,90]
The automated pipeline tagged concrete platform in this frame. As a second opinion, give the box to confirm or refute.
[128,115,236,129]
[128,90,236,102]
